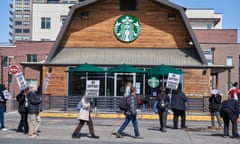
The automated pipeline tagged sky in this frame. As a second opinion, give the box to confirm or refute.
[0,0,239,43]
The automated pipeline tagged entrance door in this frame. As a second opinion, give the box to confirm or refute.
[114,73,136,97]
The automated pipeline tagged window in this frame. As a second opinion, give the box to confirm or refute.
[26,79,38,90]
[15,21,22,25]
[15,14,22,19]
[27,54,37,62]
[23,14,30,19]
[24,0,30,5]
[1,56,8,67]
[207,23,213,29]
[226,56,233,66]
[23,7,31,12]
[16,0,22,4]
[168,14,176,21]
[120,0,136,11]
[80,11,89,20]
[41,17,51,29]
[15,29,22,33]
[60,16,67,25]
[23,36,30,40]
[15,36,22,41]
[15,7,22,12]
[23,21,30,26]
[23,29,30,33]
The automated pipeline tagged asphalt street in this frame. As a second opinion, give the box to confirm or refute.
[0,111,240,144]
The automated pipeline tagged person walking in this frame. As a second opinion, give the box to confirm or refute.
[156,87,169,132]
[16,90,29,134]
[171,83,187,129]
[26,87,42,138]
[220,98,239,138]
[208,88,222,130]
[72,92,99,139]
[116,86,144,139]
[0,84,8,131]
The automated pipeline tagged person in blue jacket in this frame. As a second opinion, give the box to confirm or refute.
[220,99,239,138]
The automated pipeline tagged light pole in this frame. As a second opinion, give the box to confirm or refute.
[7,56,15,92]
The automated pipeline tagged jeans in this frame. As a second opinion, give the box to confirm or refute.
[210,111,222,127]
[118,114,140,137]
[0,108,5,129]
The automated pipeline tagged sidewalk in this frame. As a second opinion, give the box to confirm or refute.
[2,111,240,144]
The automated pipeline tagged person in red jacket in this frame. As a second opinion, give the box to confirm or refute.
[228,82,240,100]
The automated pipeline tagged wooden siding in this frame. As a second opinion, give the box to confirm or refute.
[183,69,211,97]
[61,0,193,48]
[42,66,67,96]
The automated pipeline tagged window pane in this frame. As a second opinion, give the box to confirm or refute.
[226,56,233,66]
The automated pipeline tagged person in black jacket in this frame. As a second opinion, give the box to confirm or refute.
[0,84,8,131]
[171,83,187,129]
[156,87,169,132]
[16,90,29,134]
[220,99,239,138]
[26,87,41,138]
[208,88,222,130]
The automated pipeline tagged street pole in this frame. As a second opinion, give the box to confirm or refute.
[1,56,3,84]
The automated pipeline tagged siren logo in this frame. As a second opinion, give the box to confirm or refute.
[114,15,140,42]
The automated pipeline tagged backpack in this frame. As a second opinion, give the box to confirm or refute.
[119,96,130,111]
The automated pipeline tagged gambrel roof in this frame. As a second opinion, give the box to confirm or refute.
[45,0,207,66]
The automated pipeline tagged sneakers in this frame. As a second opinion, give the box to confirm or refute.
[208,126,216,130]
[1,128,8,131]
[116,132,123,138]
[135,136,144,139]
[217,126,223,130]
[28,134,37,138]
[89,134,99,139]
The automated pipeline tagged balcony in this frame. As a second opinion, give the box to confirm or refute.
[9,24,12,29]
[9,32,12,36]
[9,17,12,22]
[9,3,13,8]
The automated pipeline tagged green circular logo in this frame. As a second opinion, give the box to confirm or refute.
[148,77,160,88]
[114,15,140,42]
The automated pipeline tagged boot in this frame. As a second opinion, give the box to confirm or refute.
[72,132,81,138]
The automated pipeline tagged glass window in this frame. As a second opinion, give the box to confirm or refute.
[15,14,22,19]
[226,56,233,66]
[15,36,22,40]
[1,56,8,67]
[23,14,30,19]
[207,23,213,29]
[23,7,31,12]
[120,0,136,11]
[24,0,30,5]
[15,21,22,25]
[15,7,22,12]
[23,29,30,33]
[16,0,22,4]
[23,36,30,40]
[15,29,22,33]
[41,17,51,29]
[23,21,30,26]
[26,54,37,62]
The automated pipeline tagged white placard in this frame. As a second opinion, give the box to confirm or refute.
[166,73,180,90]
[42,73,50,93]
[15,72,27,90]
[86,80,100,98]
[2,89,12,100]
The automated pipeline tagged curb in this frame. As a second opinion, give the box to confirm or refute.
[39,111,212,121]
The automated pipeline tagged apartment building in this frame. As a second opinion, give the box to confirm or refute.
[9,0,79,43]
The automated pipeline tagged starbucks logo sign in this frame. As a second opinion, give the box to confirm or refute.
[114,15,140,42]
